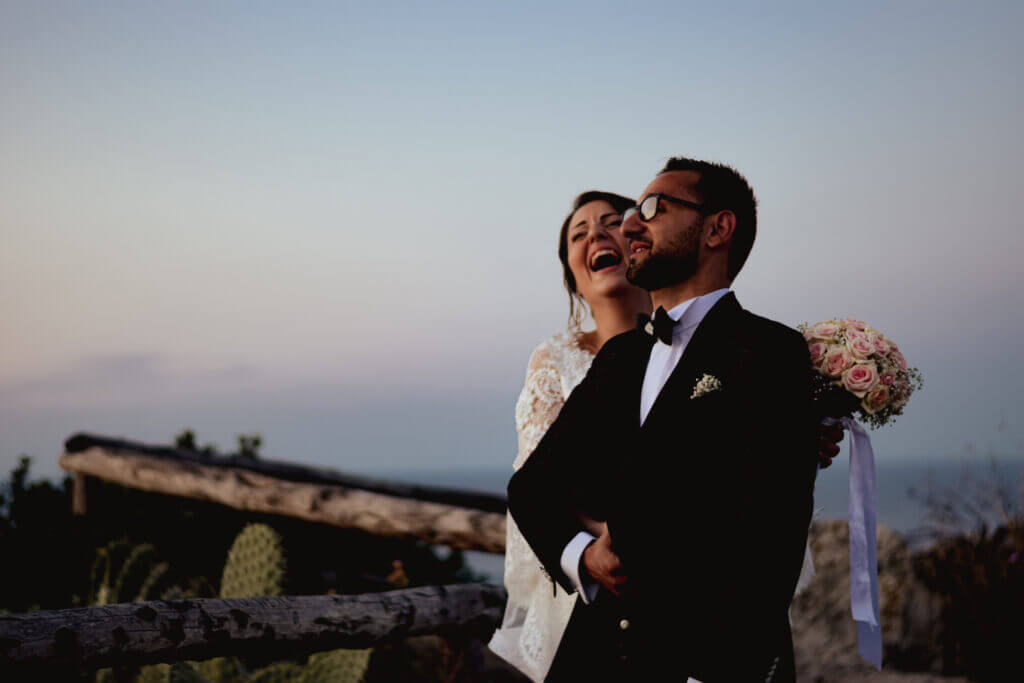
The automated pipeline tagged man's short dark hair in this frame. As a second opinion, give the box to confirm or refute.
[659,157,757,280]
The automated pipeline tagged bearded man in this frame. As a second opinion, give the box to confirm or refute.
[508,157,819,682]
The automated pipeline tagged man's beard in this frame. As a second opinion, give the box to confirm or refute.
[626,220,702,291]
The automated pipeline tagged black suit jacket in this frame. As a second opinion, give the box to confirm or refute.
[507,293,818,681]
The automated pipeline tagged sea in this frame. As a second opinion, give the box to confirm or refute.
[397,456,1024,582]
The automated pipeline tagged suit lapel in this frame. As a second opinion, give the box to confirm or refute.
[622,330,657,430]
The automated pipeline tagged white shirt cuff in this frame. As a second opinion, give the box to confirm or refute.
[560,531,600,604]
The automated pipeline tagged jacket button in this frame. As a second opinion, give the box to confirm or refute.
[619,619,630,631]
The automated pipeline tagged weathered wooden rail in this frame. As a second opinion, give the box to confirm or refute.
[60,433,509,554]
[0,584,507,673]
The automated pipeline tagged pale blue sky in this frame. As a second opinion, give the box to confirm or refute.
[2,1,1022,480]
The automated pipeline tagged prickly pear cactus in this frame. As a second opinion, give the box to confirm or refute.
[301,648,373,683]
[169,662,210,683]
[135,662,209,683]
[219,523,287,599]
[198,524,287,682]
[202,524,373,683]
[196,654,246,683]
[135,663,171,683]
[245,662,304,683]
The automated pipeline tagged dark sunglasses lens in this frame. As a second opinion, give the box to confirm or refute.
[640,195,659,220]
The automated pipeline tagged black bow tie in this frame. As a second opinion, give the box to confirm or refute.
[637,307,678,345]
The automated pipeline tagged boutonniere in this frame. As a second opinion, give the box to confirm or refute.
[690,373,723,399]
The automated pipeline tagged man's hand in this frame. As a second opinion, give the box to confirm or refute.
[582,528,627,597]
[818,422,844,468]
[575,512,608,538]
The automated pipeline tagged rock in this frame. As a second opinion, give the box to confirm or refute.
[791,520,950,682]
[826,674,972,683]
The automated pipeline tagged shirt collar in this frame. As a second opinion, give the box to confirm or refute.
[665,288,731,335]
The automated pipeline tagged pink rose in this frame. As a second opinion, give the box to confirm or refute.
[890,350,908,371]
[825,346,854,377]
[879,369,897,386]
[842,362,879,397]
[843,317,867,331]
[809,322,840,341]
[846,336,874,360]
[869,334,890,355]
[808,342,828,368]
[845,328,867,342]
[862,384,891,414]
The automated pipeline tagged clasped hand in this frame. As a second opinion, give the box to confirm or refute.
[582,526,627,598]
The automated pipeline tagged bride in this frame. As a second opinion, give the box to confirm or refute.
[488,191,840,682]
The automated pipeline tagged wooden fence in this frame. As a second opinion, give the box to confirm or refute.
[60,433,508,554]
[0,433,518,673]
[0,584,506,672]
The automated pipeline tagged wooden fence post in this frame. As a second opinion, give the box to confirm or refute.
[0,584,507,673]
[72,472,88,516]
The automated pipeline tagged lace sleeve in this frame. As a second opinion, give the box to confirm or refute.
[502,343,568,620]
[512,344,566,471]
[490,337,593,680]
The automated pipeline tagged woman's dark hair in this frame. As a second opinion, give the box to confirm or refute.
[558,190,635,330]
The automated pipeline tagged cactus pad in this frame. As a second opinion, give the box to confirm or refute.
[219,523,287,599]
[245,661,304,683]
[302,649,373,683]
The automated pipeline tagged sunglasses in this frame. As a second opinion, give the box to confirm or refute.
[623,193,706,222]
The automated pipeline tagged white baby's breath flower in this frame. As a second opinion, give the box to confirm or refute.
[690,374,723,399]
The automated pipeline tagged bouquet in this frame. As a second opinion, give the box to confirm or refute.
[799,317,923,429]
[798,316,923,669]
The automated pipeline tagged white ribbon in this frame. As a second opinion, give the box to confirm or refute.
[823,416,881,670]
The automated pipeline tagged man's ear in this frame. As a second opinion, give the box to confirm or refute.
[704,210,736,248]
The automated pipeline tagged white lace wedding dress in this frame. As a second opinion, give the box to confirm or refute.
[488,331,816,682]
[489,332,594,682]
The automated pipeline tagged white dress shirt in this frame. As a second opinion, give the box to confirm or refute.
[559,288,733,603]
[639,288,732,425]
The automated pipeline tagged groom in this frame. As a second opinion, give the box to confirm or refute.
[507,157,819,682]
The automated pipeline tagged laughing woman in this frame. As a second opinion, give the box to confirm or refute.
[487,191,651,681]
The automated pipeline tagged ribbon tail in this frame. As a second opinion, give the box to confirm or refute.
[858,620,882,670]
[843,416,882,670]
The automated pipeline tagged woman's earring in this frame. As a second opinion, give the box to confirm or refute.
[570,294,590,334]
[568,294,584,334]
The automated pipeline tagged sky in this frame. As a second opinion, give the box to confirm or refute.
[2,1,1022,483]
